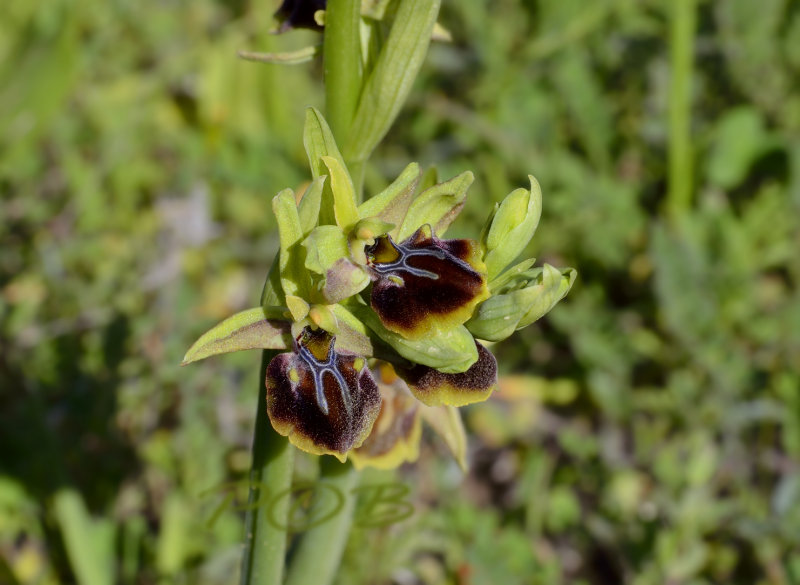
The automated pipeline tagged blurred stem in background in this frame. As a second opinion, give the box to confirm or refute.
[284,461,360,585]
[239,350,294,585]
[667,0,697,221]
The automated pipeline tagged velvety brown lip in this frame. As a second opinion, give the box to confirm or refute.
[396,341,498,407]
[266,328,381,456]
[365,226,489,339]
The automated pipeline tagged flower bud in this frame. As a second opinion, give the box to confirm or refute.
[482,175,542,281]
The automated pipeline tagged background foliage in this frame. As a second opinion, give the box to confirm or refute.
[2,0,799,583]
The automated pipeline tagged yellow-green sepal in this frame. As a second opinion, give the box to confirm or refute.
[298,175,326,234]
[397,170,474,240]
[181,306,291,365]
[273,188,311,300]
[321,155,359,230]
[357,162,420,229]
[303,107,347,226]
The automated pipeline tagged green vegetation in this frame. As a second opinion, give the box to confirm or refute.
[2,1,799,584]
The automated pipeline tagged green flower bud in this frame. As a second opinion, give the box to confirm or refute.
[466,264,576,342]
[482,175,543,282]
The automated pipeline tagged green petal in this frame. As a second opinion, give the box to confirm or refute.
[266,328,381,460]
[396,342,497,407]
[182,306,291,365]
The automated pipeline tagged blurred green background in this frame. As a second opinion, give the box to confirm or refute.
[2,0,800,583]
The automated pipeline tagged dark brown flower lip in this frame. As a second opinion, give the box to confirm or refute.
[364,226,489,339]
[266,327,381,457]
[396,341,498,407]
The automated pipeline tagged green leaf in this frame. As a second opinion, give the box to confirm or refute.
[467,265,576,342]
[53,490,115,585]
[343,0,442,162]
[350,303,478,373]
[397,170,474,240]
[707,107,775,189]
[273,188,309,298]
[321,155,359,229]
[483,175,543,280]
[357,162,420,227]
[182,306,292,365]
[237,45,321,65]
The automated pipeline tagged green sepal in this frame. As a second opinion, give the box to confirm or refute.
[302,225,370,303]
[181,306,291,365]
[260,259,284,307]
[298,175,326,235]
[343,0,442,163]
[273,188,310,299]
[357,162,420,229]
[303,107,346,225]
[350,303,478,374]
[397,170,474,240]
[488,258,536,292]
[418,165,438,192]
[482,175,543,281]
[466,264,576,342]
[321,155,359,229]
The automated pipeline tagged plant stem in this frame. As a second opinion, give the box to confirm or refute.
[666,0,696,221]
[323,0,362,144]
[284,460,361,585]
[239,350,295,585]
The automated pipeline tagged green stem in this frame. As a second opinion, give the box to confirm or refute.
[284,461,361,585]
[239,350,295,585]
[666,0,696,221]
[323,0,362,144]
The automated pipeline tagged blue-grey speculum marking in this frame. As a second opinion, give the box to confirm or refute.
[296,336,353,416]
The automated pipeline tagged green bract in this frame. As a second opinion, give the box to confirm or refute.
[183,108,575,461]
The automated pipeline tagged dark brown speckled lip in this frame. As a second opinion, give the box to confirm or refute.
[266,328,381,455]
[365,227,487,338]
